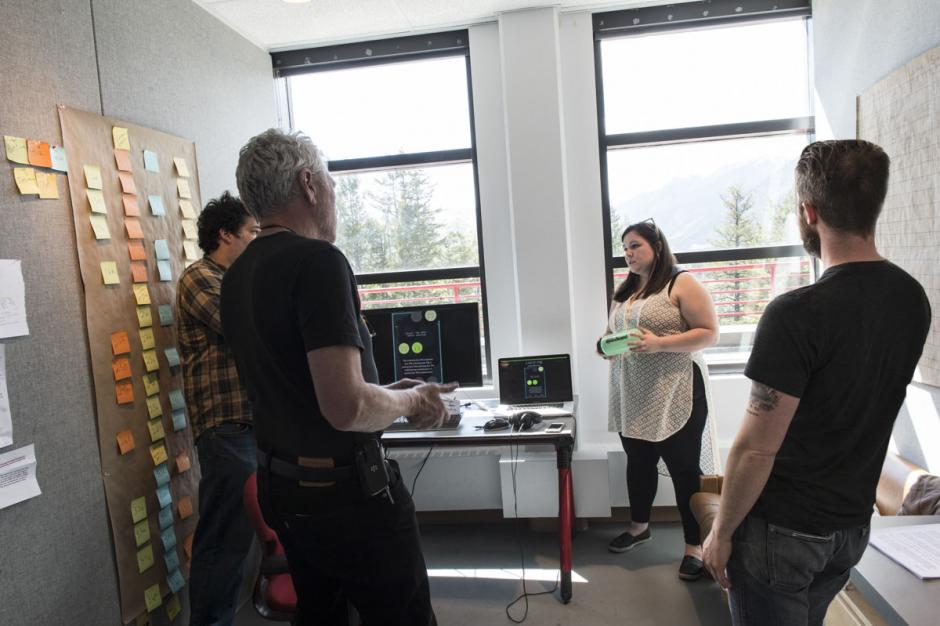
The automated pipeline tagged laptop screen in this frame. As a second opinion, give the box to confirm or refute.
[497,354,573,405]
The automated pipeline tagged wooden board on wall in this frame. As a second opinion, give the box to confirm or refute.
[59,106,200,624]
[857,45,940,387]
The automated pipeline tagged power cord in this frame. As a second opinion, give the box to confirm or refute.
[410,444,435,497]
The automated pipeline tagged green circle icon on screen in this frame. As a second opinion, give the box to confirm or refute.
[398,343,410,355]
[425,310,437,322]
[412,342,424,354]
[539,366,544,372]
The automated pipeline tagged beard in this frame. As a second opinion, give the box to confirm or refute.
[799,212,821,257]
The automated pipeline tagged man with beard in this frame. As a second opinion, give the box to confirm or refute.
[702,140,931,625]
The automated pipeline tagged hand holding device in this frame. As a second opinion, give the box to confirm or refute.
[597,328,643,357]
[406,381,459,429]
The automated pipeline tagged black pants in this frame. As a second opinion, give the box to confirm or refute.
[620,363,707,546]
[259,459,436,626]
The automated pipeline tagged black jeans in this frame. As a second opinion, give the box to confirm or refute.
[259,459,436,626]
[728,515,870,626]
[619,363,707,545]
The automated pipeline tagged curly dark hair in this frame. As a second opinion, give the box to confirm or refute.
[197,191,252,254]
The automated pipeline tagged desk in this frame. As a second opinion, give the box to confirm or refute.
[850,516,940,626]
[382,413,577,603]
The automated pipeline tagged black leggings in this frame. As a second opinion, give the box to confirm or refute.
[619,363,707,546]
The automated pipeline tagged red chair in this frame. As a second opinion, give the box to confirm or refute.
[243,473,297,621]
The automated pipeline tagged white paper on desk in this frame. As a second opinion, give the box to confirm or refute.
[0,345,12,448]
[0,443,41,509]
[0,260,29,339]
[870,524,940,579]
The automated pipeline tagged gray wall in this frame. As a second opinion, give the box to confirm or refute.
[0,1,275,624]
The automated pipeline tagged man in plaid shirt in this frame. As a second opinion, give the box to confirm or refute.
[176,191,260,626]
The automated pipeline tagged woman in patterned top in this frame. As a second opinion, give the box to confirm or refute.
[600,219,720,581]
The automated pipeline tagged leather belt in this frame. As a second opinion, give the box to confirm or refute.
[257,449,356,483]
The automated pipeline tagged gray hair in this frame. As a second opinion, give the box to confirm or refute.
[235,129,328,218]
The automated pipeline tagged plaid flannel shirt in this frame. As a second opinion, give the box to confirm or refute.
[176,256,252,440]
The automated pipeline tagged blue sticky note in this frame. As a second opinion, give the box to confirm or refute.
[154,239,170,260]
[143,150,160,173]
[153,463,170,487]
[158,505,174,530]
[164,347,180,368]
[156,484,172,509]
[171,409,187,432]
[157,260,172,282]
[161,526,177,551]
[158,304,174,327]
[149,195,166,216]
[167,567,185,594]
[164,548,180,572]
[50,145,68,172]
[168,389,185,411]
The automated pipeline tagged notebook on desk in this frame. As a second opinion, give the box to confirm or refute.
[496,353,574,417]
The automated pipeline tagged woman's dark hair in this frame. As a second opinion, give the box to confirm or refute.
[197,191,251,254]
[612,220,678,303]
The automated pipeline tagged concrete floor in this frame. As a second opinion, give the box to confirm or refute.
[235,520,731,625]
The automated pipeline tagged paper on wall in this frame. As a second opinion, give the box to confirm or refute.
[0,260,29,339]
[0,345,11,448]
[0,443,41,509]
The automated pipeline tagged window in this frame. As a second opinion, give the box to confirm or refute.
[594,1,815,355]
[274,32,490,381]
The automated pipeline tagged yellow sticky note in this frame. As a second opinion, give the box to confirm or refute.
[134,519,151,547]
[131,496,147,523]
[149,443,168,466]
[183,241,198,260]
[86,188,107,214]
[137,544,155,574]
[146,395,162,419]
[4,135,29,164]
[100,261,120,285]
[113,126,130,151]
[181,219,197,240]
[136,611,152,626]
[179,199,196,219]
[35,171,59,199]
[142,349,159,373]
[133,283,151,305]
[13,167,39,195]
[143,372,160,397]
[90,214,111,240]
[143,583,161,612]
[137,305,153,328]
[83,164,103,189]
[147,418,165,442]
[176,178,192,199]
[166,595,181,621]
[173,157,190,178]
[139,327,155,350]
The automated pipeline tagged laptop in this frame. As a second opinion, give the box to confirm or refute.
[497,354,574,417]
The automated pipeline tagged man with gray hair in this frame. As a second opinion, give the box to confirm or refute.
[222,128,452,625]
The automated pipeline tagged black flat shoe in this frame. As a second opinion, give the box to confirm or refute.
[678,555,705,581]
[607,528,651,553]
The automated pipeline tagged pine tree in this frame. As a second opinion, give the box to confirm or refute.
[710,186,764,322]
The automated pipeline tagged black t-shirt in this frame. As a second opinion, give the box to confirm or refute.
[745,261,930,533]
[220,232,379,464]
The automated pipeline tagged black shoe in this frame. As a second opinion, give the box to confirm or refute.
[607,528,651,553]
[678,555,705,581]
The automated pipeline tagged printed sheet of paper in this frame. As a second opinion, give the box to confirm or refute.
[0,345,11,448]
[870,524,940,579]
[0,444,41,509]
[0,260,29,339]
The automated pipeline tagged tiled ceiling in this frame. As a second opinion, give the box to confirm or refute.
[192,0,674,51]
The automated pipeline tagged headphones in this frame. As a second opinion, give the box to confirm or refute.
[481,411,543,432]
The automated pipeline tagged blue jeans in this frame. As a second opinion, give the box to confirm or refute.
[189,422,257,626]
[728,515,870,626]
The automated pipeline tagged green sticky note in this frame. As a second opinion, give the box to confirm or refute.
[137,544,154,574]
[134,519,151,547]
[143,373,160,397]
[146,394,162,419]
[166,594,181,621]
[131,496,147,524]
[143,583,162,612]
[147,417,165,442]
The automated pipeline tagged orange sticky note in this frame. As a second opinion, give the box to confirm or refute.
[114,149,133,172]
[117,428,135,455]
[116,380,135,405]
[111,331,131,355]
[125,218,144,239]
[27,140,52,168]
[177,496,193,520]
[128,240,146,261]
[36,171,59,199]
[118,171,137,195]
[112,357,132,381]
[175,452,191,474]
[123,195,140,217]
[131,263,148,283]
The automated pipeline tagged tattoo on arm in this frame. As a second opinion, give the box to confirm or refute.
[747,383,780,417]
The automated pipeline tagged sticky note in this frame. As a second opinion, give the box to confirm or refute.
[26,140,52,168]
[166,595,181,621]
[90,214,111,239]
[131,496,148,523]
[183,533,194,558]
[177,496,193,520]
[83,164,103,189]
[158,305,174,327]
[142,349,159,373]
[158,490,174,518]
[143,583,161,612]
[171,409,186,432]
[113,148,132,172]
[154,462,170,487]
[173,157,190,178]
[133,283,151,305]
[116,380,134,405]
[134,519,151,547]
[137,611,151,626]
[144,150,159,172]
[118,171,137,195]
[146,394,163,419]
[137,305,153,328]
[148,195,165,216]
[117,428,135,455]
[157,260,172,282]
[36,171,59,199]
[131,262,148,284]
[150,443,168,466]
[168,389,185,411]
[176,178,192,199]
[113,126,130,150]
[112,357,132,381]
[179,199,196,219]
[164,548,180,573]
[158,505,173,530]
[137,544,155,574]
[125,218,144,239]
[128,240,146,261]
[183,240,199,260]
[164,347,180,368]
[139,327,155,350]
[167,567,184,594]
[122,195,140,216]
[13,167,39,195]
[154,239,170,260]
[4,135,28,164]
[50,145,68,172]
[87,188,107,214]
[148,418,165,442]
[111,331,131,355]
[175,452,191,474]
[143,372,160,397]
[100,261,120,285]
[181,219,197,240]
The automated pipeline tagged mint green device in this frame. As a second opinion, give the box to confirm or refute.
[597,328,643,357]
